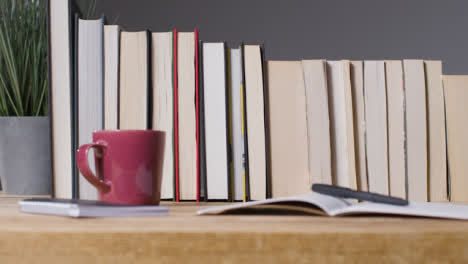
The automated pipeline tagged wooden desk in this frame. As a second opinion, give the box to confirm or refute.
[1,196,467,263]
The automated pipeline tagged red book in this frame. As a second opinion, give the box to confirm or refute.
[173,29,179,202]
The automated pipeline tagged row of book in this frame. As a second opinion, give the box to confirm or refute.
[49,0,268,201]
[272,59,446,202]
[49,0,465,202]
[283,60,467,203]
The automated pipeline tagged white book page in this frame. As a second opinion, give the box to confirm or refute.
[119,31,149,129]
[197,193,351,215]
[230,48,245,201]
[327,61,356,189]
[178,32,197,200]
[203,43,229,200]
[244,46,267,200]
[364,61,389,195]
[153,32,174,199]
[404,60,428,201]
[50,0,73,199]
[385,60,406,199]
[78,18,104,200]
[104,25,120,130]
[332,201,468,220]
[302,60,332,185]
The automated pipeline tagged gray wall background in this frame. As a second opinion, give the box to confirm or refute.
[95,0,468,74]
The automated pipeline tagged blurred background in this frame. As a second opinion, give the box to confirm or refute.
[96,0,468,74]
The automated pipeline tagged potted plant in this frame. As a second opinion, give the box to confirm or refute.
[0,0,51,194]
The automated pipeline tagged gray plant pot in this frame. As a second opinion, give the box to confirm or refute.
[0,117,52,195]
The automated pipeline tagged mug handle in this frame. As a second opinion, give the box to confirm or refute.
[76,143,111,193]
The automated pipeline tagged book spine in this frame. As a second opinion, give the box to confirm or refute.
[146,29,151,129]
[221,42,230,202]
[171,31,176,201]
[173,29,179,202]
[225,42,233,202]
[198,39,207,201]
[260,44,271,199]
[46,0,54,197]
[240,44,250,201]
[72,12,79,199]
[101,16,106,130]
[195,29,200,202]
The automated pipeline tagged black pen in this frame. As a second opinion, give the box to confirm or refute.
[311,184,409,206]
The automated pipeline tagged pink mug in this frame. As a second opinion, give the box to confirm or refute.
[77,130,165,205]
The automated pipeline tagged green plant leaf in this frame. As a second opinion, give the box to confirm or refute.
[0,0,48,116]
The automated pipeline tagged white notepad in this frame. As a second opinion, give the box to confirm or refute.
[19,199,168,218]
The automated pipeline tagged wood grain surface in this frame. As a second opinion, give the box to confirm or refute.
[1,196,468,263]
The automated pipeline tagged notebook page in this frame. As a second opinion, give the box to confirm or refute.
[333,201,468,220]
[197,193,351,215]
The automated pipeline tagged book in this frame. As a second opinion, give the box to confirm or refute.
[119,30,150,129]
[244,45,268,200]
[202,42,230,200]
[177,31,197,200]
[19,198,168,218]
[327,61,357,189]
[152,31,175,200]
[226,45,234,201]
[49,0,75,199]
[77,17,104,200]
[364,61,388,195]
[198,37,207,201]
[267,61,309,198]
[230,46,248,201]
[197,193,468,220]
[403,60,428,202]
[239,45,251,201]
[425,61,448,202]
[173,29,180,201]
[385,60,406,199]
[104,25,120,130]
[350,61,368,191]
[72,13,79,199]
[301,60,332,185]
[442,75,468,202]
[195,30,200,202]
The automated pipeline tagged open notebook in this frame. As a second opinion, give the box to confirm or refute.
[197,193,468,220]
